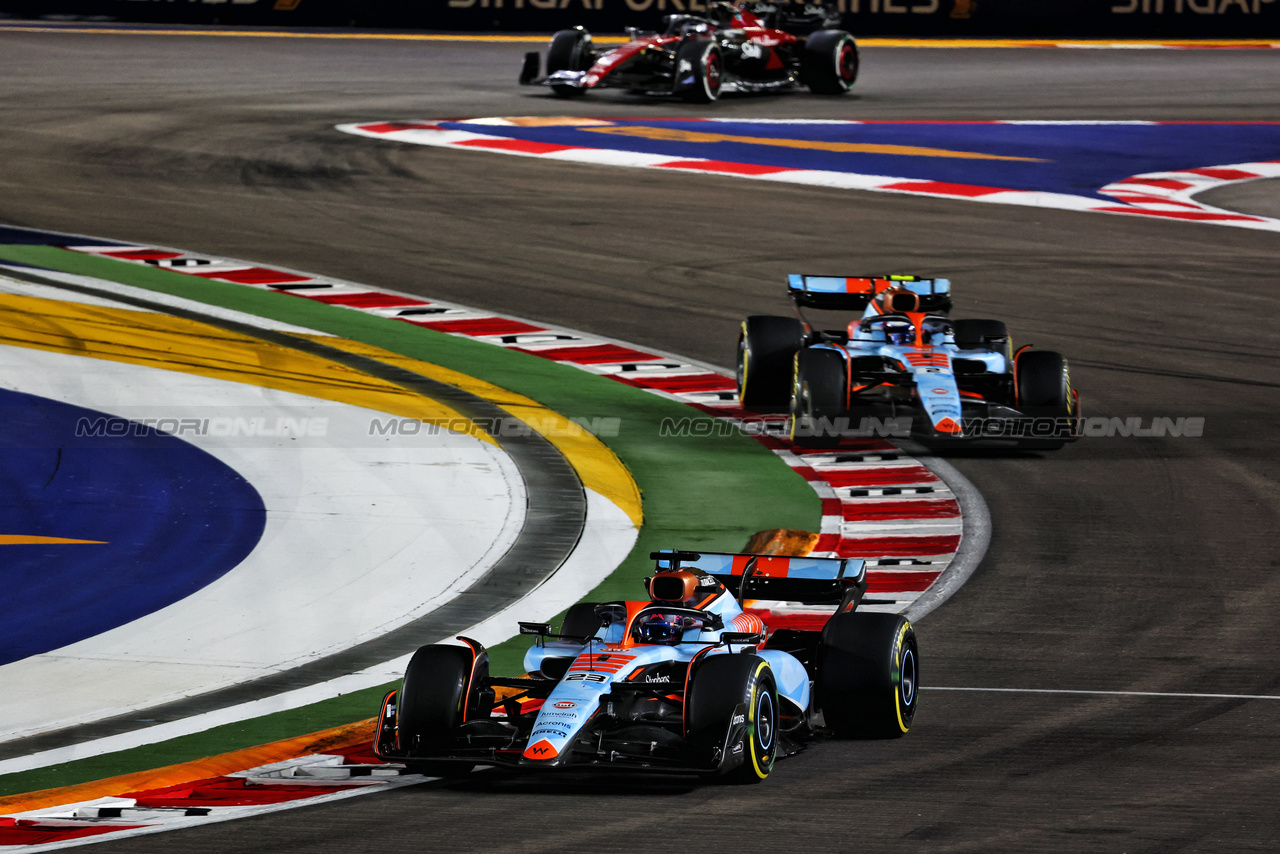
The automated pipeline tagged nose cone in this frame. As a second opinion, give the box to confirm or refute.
[934,416,962,434]
[522,738,561,761]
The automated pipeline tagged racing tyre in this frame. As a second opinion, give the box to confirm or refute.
[789,347,848,447]
[399,643,487,775]
[1017,350,1074,416]
[546,28,593,97]
[818,612,918,739]
[1015,350,1075,449]
[560,601,603,639]
[676,39,723,103]
[953,319,1011,359]
[802,30,859,95]
[686,654,778,783]
[738,315,805,408]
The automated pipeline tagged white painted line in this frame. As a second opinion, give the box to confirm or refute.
[927,686,1280,701]
[0,346,526,748]
[0,490,633,776]
[902,451,992,624]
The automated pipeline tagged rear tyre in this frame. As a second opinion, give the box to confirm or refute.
[687,655,778,783]
[788,348,848,447]
[738,315,805,408]
[676,39,723,102]
[399,644,485,775]
[803,30,859,94]
[546,28,593,97]
[818,612,918,739]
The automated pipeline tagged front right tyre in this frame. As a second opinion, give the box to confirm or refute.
[738,315,804,408]
[676,38,723,103]
[789,347,849,447]
[398,643,487,775]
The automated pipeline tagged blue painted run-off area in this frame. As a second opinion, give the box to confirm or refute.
[0,389,266,666]
[441,120,1280,199]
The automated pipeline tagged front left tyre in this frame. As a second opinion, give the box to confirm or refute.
[686,654,778,783]
[802,30,859,95]
[546,28,593,97]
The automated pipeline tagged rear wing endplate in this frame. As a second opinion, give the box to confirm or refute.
[787,274,952,313]
[652,550,866,605]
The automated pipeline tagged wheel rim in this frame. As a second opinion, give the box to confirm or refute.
[837,41,856,84]
[756,689,775,751]
[900,646,916,707]
[705,49,722,97]
[736,338,748,396]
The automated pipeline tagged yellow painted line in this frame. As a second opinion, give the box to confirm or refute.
[313,336,643,528]
[0,26,1273,48]
[0,719,375,815]
[0,535,106,545]
[0,293,495,444]
[586,124,1047,162]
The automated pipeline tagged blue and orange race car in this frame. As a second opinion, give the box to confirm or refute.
[373,550,917,783]
[737,275,1080,448]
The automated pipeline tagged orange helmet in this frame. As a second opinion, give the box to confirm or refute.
[877,287,920,314]
[648,570,723,608]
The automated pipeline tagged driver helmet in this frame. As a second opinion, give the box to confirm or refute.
[636,612,686,645]
[665,15,711,35]
[884,321,916,347]
[707,1,735,26]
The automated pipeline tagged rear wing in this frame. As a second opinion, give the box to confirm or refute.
[787,274,952,313]
[652,550,867,606]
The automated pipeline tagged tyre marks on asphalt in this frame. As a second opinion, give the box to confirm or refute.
[338,118,1280,233]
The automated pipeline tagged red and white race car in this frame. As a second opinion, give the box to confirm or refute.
[519,1,859,103]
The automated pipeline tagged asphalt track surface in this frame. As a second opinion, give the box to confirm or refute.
[2,32,1279,852]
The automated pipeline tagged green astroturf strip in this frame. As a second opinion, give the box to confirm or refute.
[0,245,820,796]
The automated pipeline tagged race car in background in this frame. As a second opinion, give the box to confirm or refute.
[518,1,859,103]
[373,550,917,783]
[737,275,1080,448]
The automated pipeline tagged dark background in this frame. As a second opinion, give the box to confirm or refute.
[2,0,1279,37]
